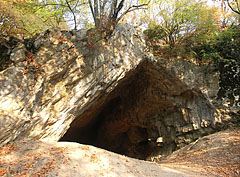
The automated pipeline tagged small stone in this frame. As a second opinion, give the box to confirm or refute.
[156,137,163,143]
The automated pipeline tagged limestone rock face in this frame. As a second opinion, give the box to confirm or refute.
[0,25,145,144]
[0,24,224,159]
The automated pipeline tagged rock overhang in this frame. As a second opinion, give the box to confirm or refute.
[0,24,223,161]
[60,59,220,160]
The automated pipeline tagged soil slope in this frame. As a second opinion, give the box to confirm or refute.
[160,128,240,177]
[0,129,239,177]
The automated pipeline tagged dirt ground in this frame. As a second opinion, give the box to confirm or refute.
[0,128,239,177]
[160,128,240,177]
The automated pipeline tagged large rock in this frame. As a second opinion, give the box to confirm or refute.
[0,24,225,159]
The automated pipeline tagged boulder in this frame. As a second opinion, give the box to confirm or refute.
[0,24,225,159]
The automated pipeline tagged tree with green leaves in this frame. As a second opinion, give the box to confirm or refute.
[25,0,150,37]
[212,0,240,27]
[0,0,71,39]
[219,0,240,15]
[29,0,87,30]
[144,0,218,50]
[88,0,150,37]
[0,0,42,39]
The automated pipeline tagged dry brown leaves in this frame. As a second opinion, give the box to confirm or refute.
[161,129,240,177]
[0,141,70,177]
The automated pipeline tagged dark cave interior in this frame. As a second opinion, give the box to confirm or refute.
[60,96,156,160]
[59,61,206,160]
[60,70,157,160]
[59,94,178,160]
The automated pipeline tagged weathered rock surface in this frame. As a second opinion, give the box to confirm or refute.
[0,25,146,144]
[0,24,230,160]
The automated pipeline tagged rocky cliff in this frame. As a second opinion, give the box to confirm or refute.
[0,24,230,160]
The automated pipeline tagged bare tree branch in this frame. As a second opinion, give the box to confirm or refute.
[227,0,240,15]
[235,0,240,13]
[114,0,125,19]
[109,0,117,19]
[117,1,150,23]
[88,0,151,38]
[73,0,80,10]
[100,0,107,19]
[94,0,100,26]
[88,0,95,21]
[65,0,77,30]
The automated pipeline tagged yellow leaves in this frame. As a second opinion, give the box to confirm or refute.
[0,143,17,156]
[110,25,114,31]
[90,154,100,163]
[82,146,90,150]
[23,69,28,74]
[58,36,67,43]
[0,141,71,177]
[0,168,7,176]
[1,0,56,38]
[0,0,28,37]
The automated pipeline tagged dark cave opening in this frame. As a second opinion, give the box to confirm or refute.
[59,62,200,160]
[60,95,155,160]
[59,65,161,160]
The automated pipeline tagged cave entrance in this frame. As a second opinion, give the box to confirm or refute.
[60,97,177,160]
[60,85,157,160]
[60,105,154,160]
[59,60,219,161]
[60,62,184,160]
[60,65,163,160]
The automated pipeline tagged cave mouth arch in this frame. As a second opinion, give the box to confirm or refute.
[59,61,213,160]
[60,95,164,160]
[59,64,165,160]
